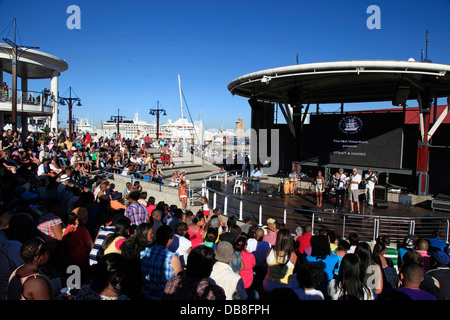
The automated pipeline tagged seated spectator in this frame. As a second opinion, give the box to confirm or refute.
[210,241,248,300]
[263,228,299,294]
[294,262,325,300]
[7,237,54,300]
[328,253,375,300]
[427,250,450,300]
[163,245,226,300]
[168,222,192,268]
[76,253,129,300]
[379,262,437,300]
[305,234,340,295]
[140,225,182,300]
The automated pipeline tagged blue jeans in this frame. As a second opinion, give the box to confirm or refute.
[251,180,259,193]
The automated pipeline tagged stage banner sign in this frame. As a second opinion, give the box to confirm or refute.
[304,113,404,169]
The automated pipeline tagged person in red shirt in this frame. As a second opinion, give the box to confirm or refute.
[295,224,313,263]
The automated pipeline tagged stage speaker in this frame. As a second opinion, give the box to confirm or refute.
[374,186,387,201]
[376,201,389,209]
[206,180,221,191]
[393,86,410,107]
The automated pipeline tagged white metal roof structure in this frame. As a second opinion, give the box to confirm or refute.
[0,43,68,78]
[228,60,450,105]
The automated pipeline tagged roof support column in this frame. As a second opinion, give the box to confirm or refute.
[416,92,431,196]
[50,71,59,131]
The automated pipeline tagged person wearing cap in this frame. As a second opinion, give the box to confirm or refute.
[110,191,126,211]
[262,218,278,247]
[209,241,248,300]
[427,250,450,300]
[124,190,147,233]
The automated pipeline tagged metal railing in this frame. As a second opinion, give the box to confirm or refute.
[201,170,450,244]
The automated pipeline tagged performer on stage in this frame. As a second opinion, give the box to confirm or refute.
[335,168,348,209]
[289,169,299,196]
[348,168,362,214]
[250,166,262,195]
[315,170,325,207]
[364,168,378,207]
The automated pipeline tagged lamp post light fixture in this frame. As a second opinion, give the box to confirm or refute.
[149,101,167,140]
[110,108,126,138]
[59,86,82,140]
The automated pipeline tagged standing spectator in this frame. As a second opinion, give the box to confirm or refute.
[124,190,147,233]
[7,237,54,300]
[263,228,299,294]
[210,241,248,300]
[140,225,182,300]
[327,253,374,300]
[163,246,226,300]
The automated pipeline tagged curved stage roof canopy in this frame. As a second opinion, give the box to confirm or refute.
[228,60,450,105]
[0,43,68,79]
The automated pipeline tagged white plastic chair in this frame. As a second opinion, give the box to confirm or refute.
[233,178,244,194]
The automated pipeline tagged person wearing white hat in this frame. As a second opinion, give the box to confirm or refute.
[209,241,248,300]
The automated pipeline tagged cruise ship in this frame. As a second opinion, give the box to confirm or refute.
[76,111,197,141]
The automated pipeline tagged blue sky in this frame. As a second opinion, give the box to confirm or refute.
[1,0,449,131]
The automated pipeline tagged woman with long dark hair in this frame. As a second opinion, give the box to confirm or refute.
[101,216,131,255]
[327,253,374,300]
[263,228,299,294]
[373,240,398,291]
[187,211,206,249]
[355,241,383,295]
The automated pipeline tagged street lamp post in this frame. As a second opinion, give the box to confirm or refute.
[2,18,39,131]
[59,87,82,140]
[110,108,125,138]
[149,101,167,141]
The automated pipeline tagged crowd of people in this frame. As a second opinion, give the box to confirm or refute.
[0,127,449,301]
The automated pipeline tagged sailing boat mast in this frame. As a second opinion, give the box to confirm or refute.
[178,74,184,119]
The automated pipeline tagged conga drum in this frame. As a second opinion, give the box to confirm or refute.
[289,177,297,193]
[283,179,290,194]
